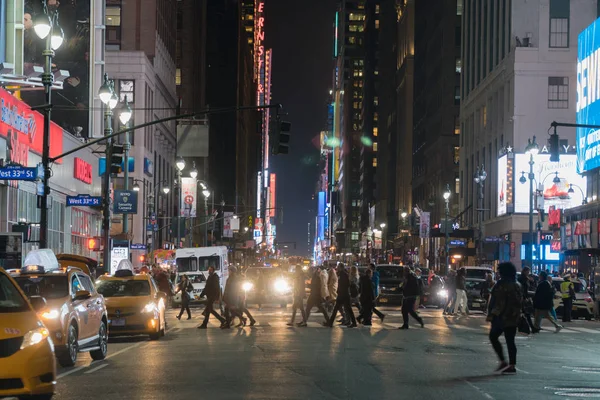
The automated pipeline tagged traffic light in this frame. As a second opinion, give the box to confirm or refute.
[87,236,102,251]
[549,133,559,162]
[110,144,124,174]
[139,254,146,263]
[270,118,291,155]
[248,215,253,230]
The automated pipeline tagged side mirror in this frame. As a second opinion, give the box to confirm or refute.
[74,290,91,301]
[29,296,47,312]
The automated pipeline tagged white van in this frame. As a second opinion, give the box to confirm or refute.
[172,246,229,306]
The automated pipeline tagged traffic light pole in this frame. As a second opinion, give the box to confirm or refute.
[102,106,113,272]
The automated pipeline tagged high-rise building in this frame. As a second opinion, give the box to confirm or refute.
[412,0,461,268]
[460,0,598,270]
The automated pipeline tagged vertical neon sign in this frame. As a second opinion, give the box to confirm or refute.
[334,11,339,57]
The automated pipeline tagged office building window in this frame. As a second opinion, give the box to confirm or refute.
[456,58,462,73]
[549,0,569,48]
[373,142,378,151]
[454,117,460,135]
[372,158,377,167]
[106,7,121,25]
[457,0,463,15]
[176,69,181,86]
[373,127,378,137]
[375,19,379,29]
[351,232,359,241]
[455,177,460,194]
[548,77,569,109]
[375,5,380,14]
[374,96,379,106]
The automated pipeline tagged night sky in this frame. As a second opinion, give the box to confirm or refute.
[265,1,336,257]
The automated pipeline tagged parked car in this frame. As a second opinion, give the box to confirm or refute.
[376,265,406,305]
[552,277,594,320]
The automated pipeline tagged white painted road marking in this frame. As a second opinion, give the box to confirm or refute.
[84,363,109,374]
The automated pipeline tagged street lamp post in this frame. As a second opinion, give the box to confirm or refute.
[176,157,186,248]
[120,100,132,234]
[474,165,487,264]
[35,3,65,248]
[521,136,539,270]
[443,185,451,273]
[134,180,170,260]
[380,223,386,262]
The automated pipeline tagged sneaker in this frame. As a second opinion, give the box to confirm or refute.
[502,366,517,375]
[296,322,307,327]
[420,320,425,328]
[186,317,192,320]
[555,325,563,333]
[286,322,294,327]
[380,314,386,323]
[495,362,509,373]
[249,319,256,327]
[176,315,181,320]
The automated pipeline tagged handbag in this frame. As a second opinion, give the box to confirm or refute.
[518,315,530,334]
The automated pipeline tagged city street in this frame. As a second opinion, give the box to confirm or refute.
[47,307,600,400]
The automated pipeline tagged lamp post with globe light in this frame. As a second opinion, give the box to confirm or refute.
[132,179,170,258]
[175,157,186,248]
[474,166,487,263]
[36,0,65,248]
[380,223,386,261]
[519,136,539,269]
[443,185,452,273]
[119,100,132,234]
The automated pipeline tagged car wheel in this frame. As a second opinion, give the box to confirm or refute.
[57,325,78,367]
[90,321,108,361]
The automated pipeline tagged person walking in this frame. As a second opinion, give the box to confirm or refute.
[455,268,469,315]
[359,268,376,325]
[300,267,330,326]
[414,268,425,310]
[288,266,307,326]
[560,275,575,323]
[326,264,338,313]
[480,273,495,315]
[533,271,562,333]
[368,263,386,322]
[340,266,361,325]
[443,269,457,315]
[324,263,357,328]
[222,268,244,329]
[237,271,256,327]
[175,274,193,320]
[399,268,425,329]
[255,269,267,311]
[518,266,538,333]
[547,274,559,321]
[198,266,226,329]
[487,262,522,375]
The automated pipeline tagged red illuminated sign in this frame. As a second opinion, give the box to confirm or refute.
[74,157,92,184]
[551,240,561,252]
[269,173,276,217]
[0,88,63,163]
[548,206,562,228]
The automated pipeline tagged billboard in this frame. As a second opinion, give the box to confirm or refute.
[22,0,92,138]
[577,18,600,173]
[497,155,508,216]
[317,191,325,241]
[514,154,586,213]
[180,177,197,217]
[269,173,276,217]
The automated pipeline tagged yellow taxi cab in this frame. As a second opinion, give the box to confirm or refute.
[11,249,108,367]
[95,260,167,340]
[0,267,55,400]
[56,254,98,278]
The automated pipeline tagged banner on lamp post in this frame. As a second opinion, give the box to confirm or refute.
[420,212,430,238]
[180,177,197,217]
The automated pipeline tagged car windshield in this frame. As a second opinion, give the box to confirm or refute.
[13,275,69,300]
[0,274,29,313]
[198,256,220,272]
[465,269,492,280]
[96,280,151,297]
[378,267,404,280]
[465,280,483,290]
[553,281,586,293]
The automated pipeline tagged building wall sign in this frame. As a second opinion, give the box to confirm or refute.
[144,157,153,177]
[497,155,508,216]
[74,157,92,184]
[0,88,63,162]
[577,18,600,173]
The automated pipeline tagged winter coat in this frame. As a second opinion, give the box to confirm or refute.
[402,273,420,298]
[488,279,523,328]
[293,273,305,300]
[200,272,221,301]
[337,269,351,300]
[455,274,466,291]
[359,275,375,303]
[327,268,338,299]
[349,273,359,301]
[518,274,531,299]
[309,271,324,300]
[320,269,330,299]
[533,280,555,310]
[223,274,239,306]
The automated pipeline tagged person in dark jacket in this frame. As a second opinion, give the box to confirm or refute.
[175,274,193,320]
[198,266,226,329]
[367,263,386,322]
[359,268,376,325]
[288,266,307,326]
[300,268,330,326]
[324,263,357,328]
[533,271,562,332]
[237,271,256,327]
[487,262,522,375]
[399,268,425,329]
[222,269,244,329]
[518,267,538,333]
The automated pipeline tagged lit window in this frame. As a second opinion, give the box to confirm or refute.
[373,112,378,122]
[376,5,380,14]
[455,177,460,194]
[456,0,463,15]
[374,96,379,106]
[373,142,378,151]
[455,58,462,73]
[176,68,181,85]
[374,69,379,75]
[372,158,378,167]
[375,19,379,29]
[106,7,121,26]
[373,127,378,137]
[351,232,359,241]
[482,106,487,127]
[453,147,460,164]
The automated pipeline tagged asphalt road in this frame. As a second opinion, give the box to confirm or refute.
[44,306,600,399]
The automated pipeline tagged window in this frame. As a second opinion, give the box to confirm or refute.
[374,96,379,106]
[549,0,569,48]
[176,69,181,85]
[351,232,359,241]
[482,106,487,128]
[372,158,378,167]
[375,5,380,14]
[548,77,569,108]
[373,142,378,151]
[455,58,462,73]
[375,19,379,29]
[373,127,378,137]
[71,275,84,297]
[456,0,463,15]
[106,7,121,26]
[454,147,460,164]
[455,177,460,194]
[454,86,460,104]
[348,36,357,45]
[454,117,460,135]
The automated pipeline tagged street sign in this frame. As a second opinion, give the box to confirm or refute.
[66,194,102,207]
[150,212,157,225]
[113,190,138,214]
[131,243,147,250]
[449,239,466,246]
[146,223,158,232]
[0,165,37,181]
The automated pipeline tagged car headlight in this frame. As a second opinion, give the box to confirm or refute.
[142,302,157,313]
[41,309,60,319]
[438,289,448,298]
[274,279,290,294]
[242,281,254,292]
[20,327,49,350]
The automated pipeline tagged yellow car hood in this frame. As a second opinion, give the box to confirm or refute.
[0,311,42,340]
[104,296,151,309]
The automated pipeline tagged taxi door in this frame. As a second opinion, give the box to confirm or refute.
[78,273,103,335]
[70,273,91,339]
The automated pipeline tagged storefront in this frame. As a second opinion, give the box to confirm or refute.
[0,88,102,258]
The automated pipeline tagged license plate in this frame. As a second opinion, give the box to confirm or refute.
[379,298,388,303]
[194,295,200,300]
[193,289,201,293]
[111,318,125,327]
[471,303,480,308]
[572,306,578,310]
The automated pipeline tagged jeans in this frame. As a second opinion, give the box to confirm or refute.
[489,324,517,365]
[401,297,423,327]
[444,290,457,313]
[291,297,306,323]
[455,289,469,314]
[304,296,330,323]
[201,300,225,326]
[328,297,356,326]
[534,308,561,330]
[177,296,191,319]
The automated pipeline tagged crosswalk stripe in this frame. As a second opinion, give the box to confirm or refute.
[566,327,598,334]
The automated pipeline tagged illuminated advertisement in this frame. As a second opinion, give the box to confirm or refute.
[577,18,600,173]
[497,155,508,216]
[317,191,325,241]
[180,177,197,218]
[22,0,91,138]
[256,171,262,219]
[514,154,586,213]
[269,173,276,217]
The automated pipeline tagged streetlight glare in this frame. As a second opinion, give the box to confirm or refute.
[401,211,407,219]
[119,100,132,125]
[98,81,112,105]
[176,157,186,171]
[133,183,140,192]
[380,223,386,229]
[202,189,210,198]
[50,26,64,50]
[443,191,451,200]
[162,186,171,195]
[190,168,198,180]
[108,92,118,110]
[34,13,52,39]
